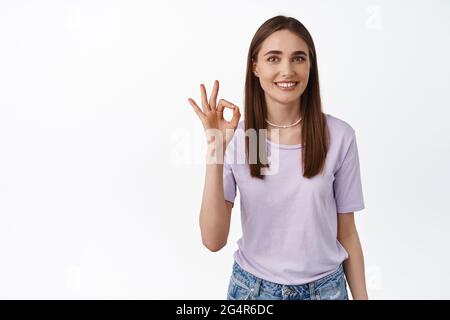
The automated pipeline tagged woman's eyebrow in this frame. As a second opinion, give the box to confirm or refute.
[263,50,307,56]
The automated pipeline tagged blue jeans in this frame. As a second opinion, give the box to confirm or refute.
[227,261,349,300]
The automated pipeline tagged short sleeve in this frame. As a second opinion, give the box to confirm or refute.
[223,142,237,207]
[333,129,365,213]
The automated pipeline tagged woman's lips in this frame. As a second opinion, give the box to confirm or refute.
[274,82,298,91]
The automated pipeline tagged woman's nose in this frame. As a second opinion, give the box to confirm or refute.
[280,61,295,77]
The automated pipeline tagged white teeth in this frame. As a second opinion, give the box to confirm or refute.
[275,82,297,88]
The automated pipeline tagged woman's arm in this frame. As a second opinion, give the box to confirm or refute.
[337,212,369,300]
[199,144,232,252]
[188,81,241,252]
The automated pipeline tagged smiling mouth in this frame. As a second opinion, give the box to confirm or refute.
[274,81,299,89]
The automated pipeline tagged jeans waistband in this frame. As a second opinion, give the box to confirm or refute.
[232,260,344,289]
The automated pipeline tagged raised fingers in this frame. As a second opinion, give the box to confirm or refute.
[209,80,219,110]
[187,98,206,122]
[200,84,211,112]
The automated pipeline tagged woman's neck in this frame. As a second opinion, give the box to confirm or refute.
[267,122,302,145]
[265,97,301,126]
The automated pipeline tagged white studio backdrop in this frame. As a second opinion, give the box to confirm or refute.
[0,0,449,299]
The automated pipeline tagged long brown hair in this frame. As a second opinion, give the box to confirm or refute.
[244,15,329,179]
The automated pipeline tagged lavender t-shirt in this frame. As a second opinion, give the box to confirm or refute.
[223,113,365,285]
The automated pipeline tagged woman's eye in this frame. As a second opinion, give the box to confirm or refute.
[267,56,305,62]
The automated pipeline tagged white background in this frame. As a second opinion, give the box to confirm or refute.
[0,0,449,299]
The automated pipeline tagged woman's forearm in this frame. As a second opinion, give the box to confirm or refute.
[339,231,369,300]
[199,143,230,252]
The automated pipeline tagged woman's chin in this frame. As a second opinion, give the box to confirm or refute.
[270,94,301,105]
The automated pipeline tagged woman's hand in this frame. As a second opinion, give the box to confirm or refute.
[188,80,241,149]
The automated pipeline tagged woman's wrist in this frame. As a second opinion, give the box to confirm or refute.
[206,142,226,164]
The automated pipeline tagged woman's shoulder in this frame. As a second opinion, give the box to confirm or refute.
[324,113,356,138]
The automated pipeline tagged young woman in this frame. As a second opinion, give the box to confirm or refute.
[188,15,368,300]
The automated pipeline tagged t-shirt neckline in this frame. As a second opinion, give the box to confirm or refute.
[263,113,330,149]
[265,138,302,149]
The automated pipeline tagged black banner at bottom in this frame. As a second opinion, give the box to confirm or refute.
[0,300,446,318]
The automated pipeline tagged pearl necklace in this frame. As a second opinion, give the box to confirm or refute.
[265,117,302,128]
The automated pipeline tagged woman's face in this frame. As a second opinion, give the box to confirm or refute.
[253,29,311,105]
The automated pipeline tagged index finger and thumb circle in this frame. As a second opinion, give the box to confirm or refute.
[216,99,237,113]
[216,99,241,127]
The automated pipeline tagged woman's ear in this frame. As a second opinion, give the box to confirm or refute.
[253,65,258,77]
